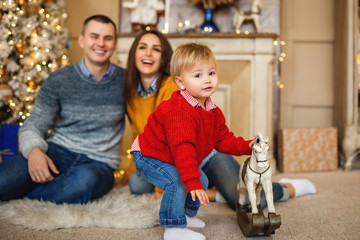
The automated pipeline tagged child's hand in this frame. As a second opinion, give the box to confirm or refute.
[190,189,209,206]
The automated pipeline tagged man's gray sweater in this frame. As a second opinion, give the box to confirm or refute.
[19,63,125,169]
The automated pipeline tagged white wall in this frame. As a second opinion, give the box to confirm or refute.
[279,0,335,129]
[64,0,120,63]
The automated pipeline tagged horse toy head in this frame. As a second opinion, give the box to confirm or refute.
[250,133,269,168]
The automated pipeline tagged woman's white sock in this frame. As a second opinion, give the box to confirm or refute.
[215,191,226,203]
[186,215,205,228]
[278,178,316,197]
[164,228,205,240]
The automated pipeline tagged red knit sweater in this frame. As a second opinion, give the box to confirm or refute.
[139,91,252,192]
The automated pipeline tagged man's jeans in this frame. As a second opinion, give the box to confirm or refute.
[0,142,114,204]
[132,151,208,228]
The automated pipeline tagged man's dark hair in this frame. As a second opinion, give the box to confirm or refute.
[81,15,117,38]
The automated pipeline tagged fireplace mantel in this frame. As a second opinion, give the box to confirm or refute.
[118,32,278,38]
[116,33,277,165]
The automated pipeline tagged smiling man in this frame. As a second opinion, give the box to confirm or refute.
[0,15,125,204]
[78,15,118,81]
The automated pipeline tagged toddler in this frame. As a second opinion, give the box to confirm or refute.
[131,43,253,240]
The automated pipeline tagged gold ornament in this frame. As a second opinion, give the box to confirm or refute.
[45,0,54,4]
[18,0,29,6]
[20,56,35,67]
[0,11,2,21]
[0,83,13,99]
[61,55,69,66]
[49,59,59,72]
[0,68,7,79]
[25,2,41,14]
[61,12,68,20]
[27,79,38,90]
[33,27,39,34]
[15,41,26,52]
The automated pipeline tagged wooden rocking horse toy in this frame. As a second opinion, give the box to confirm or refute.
[236,133,281,236]
[233,0,262,33]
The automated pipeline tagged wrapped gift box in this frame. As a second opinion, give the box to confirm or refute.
[278,127,338,173]
[0,124,20,161]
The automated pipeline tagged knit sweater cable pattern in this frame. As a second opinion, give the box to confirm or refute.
[19,63,125,169]
[139,91,252,192]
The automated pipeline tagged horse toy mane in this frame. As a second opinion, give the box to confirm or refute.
[241,133,269,190]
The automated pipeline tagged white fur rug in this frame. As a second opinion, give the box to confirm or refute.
[0,187,161,231]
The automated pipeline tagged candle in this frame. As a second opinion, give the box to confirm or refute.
[164,0,170,33]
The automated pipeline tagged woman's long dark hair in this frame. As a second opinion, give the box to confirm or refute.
[124,30,173,109]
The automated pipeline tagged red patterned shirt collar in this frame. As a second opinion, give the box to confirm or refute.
[180,90,216,111]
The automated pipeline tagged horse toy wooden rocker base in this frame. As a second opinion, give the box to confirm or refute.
[236,133,281,236]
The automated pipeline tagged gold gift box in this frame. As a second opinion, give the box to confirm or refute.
[278,127,338,173]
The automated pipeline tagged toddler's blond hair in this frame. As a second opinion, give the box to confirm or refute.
[170,43,216,80]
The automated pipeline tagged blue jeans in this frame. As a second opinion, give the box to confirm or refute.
[132,151,208,228]
[0,142,115,204]
[130,151,284,210]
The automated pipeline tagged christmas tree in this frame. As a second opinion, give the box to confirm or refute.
[0,0,70,125]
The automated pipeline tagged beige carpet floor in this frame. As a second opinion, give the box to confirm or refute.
[1,164,359,240]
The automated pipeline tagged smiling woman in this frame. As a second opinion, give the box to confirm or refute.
[121,30,177,188]
[134,34,162,89]
[123,29,174,113]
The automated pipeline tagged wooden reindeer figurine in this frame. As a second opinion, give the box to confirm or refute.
[236,133,281,236]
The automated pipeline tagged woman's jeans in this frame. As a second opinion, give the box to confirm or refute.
[130,151,284,211]
[132,151,209,228]
[0,142,115,204]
